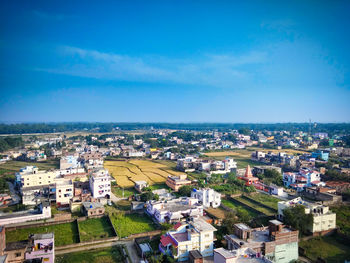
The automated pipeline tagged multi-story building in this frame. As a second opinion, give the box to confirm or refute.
[283,168,321,192]
[60,155,80,170]
[25,233,55,263]
[225,221,299,263]
[146,197,203,223]
[89,169,111,198]
[191,188,221,208]
[159,218,216,261]
[277,197,336,234]
[16,166,56,188]
[166,174,191,192]
[55,179,74,206]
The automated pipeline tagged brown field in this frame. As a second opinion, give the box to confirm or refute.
[104,159,182,187]
[204,151,251,158]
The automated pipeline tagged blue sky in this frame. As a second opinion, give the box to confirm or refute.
[1,0,350,123]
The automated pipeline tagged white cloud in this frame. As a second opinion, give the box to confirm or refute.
[37,46,266,88]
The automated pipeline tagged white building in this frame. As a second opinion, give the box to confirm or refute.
[278,197,336,233]
[55,179,74,206]
[146,197,203,223]
[191,188,221,208]
[160,218,216,261]
[89,169,111,198]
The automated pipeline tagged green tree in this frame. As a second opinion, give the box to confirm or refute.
[282,205,313,235]
[178,185,193,197]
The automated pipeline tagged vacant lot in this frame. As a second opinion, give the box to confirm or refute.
[106,207,157,238]
[105,159,182,188]
[221,199,259,217]
[56,246,124,263]
[205,207,226,219]
[246,193,280,210]
[0,159,59,174]
[300,235,350,263]
[78,217,116,241]
[236,196,275,216]
[6,222,79,246]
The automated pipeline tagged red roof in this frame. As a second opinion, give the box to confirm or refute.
[174,222,182,230]
[160,235,177,247]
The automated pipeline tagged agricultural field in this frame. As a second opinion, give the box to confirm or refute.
[6,222,79,246]
[56,246,125,263]
[235,196,276,216]
[221,199,259,218]
[0,159,59,177]
[106,207,157,238]
[104,159,182,188]
[78,217,116,241]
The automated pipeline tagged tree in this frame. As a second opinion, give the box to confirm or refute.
[222,211,238,234]
[282,205,313,235]
[178,185,192,197]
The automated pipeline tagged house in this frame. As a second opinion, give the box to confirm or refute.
[269,184,284,196]
[225,221,298,263]
[146,197,203,223]
[1,228,55,263]
[16,166,56,189]
[60,155,80,170]
[166,174,191,192]
[191,188,221,208]
[81,201,105,217]
[214,247,272,263]
[55,179,74,206]
[159,218,216,261]
[311,150,329,161]
[283,168,321,192]
[135,181,148,193]
[277,197,336,234]
[89,169,111,198]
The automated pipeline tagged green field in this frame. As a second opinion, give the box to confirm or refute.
[56,246,124,263]
[6,222,79,246]
[300,235,350,263]
[78,217,116,241]
[111,186,137,198]
[246,193,280,210]
[221,199,259,217]
[235,196,275,215]
[107,210,157,238]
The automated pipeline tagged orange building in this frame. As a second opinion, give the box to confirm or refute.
[239,165,259,186]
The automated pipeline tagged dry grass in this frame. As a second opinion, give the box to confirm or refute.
[204,151,251,157]
[104,160,180,187]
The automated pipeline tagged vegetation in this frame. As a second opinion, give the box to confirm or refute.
[282,205,313,235]
[106,207,157,238]
[221,199,258,221]
[300,235,350,263]
[56,246,125,263]
[178,185,192,197]
[246,193,279,210]
[6,222,79,246]
[78,217,115,241]
[0,137,24,152]
[330,205,350,238]
[111,186,137,198]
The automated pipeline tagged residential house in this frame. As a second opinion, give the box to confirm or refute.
[89,169,111,198]
[166,174,192,192]
[159,218,216,261]
[55,179,74,206]
[191,188,221,208]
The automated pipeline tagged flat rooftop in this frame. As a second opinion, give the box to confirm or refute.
[191,218,217,232]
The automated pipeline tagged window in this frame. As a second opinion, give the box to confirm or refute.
[15,252,21,257]
[205,234,210,238]
[205,245,210,249]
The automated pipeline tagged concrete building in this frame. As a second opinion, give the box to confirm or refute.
[277,197,336,234]
[16,166,56,188]
[225,221,298,263]
[55,179,74,206]
[159,218,216,261]
[25,233,55,263]
[166,174,192,192]
[135,181,148,193]
[81,201,105,217]
[214,247,272,263]
[89,169,111,198]
[283,168,321,192]
[191,188,221,208]
[60,155,80,170]
[146,197,203,223]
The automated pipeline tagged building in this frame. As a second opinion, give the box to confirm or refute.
[238,165,259,186]
[166,174,192,192]
[0,202,51,226]
[214,247,272,263]
[135,181,148,193]
[311,150,329,161]
[159,218,216,261]
[146,197,203,223]
[25,233,55,263]
[16,166,56,189]
[225,221,298,263]
[55,179,74,206]
[81,201,105,217]
[191,188,221,208]
[60,155,80,170]
[277,197,336,234]
[283,168,321,192]
[89,169,111,198]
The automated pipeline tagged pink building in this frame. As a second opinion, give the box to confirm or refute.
[25,233,55,263]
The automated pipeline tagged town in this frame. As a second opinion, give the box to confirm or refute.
[0,123,349,263]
